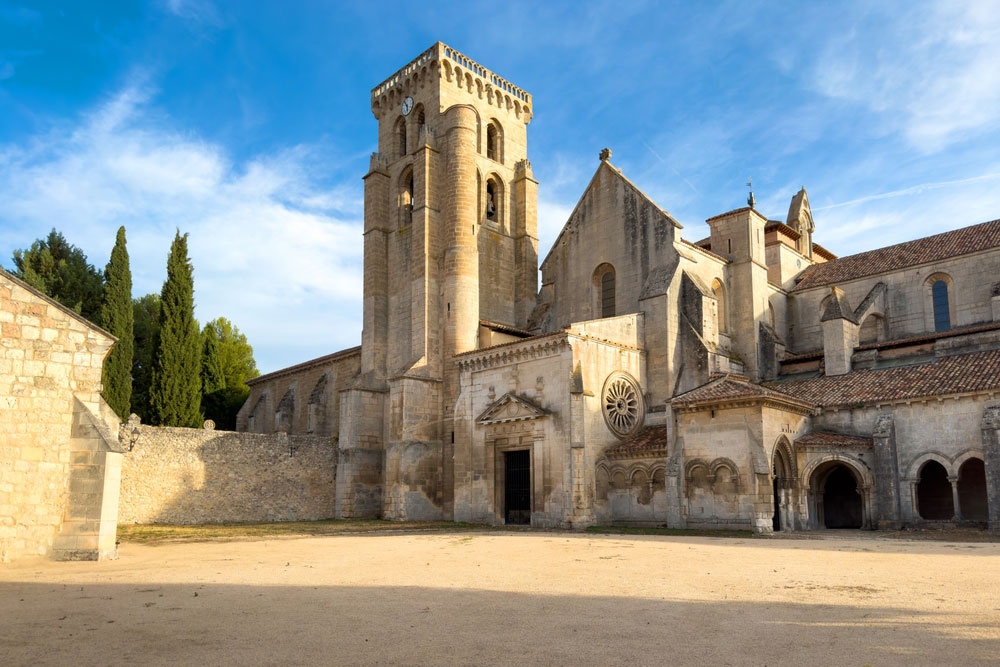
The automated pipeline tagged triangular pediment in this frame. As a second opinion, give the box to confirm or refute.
[476,393,549,425]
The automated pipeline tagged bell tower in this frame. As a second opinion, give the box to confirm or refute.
[337,43,538,520]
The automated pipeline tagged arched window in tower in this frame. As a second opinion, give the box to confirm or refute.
[485,176,504,228]
[395,116,407,158]
[711,279,727,334]
[593,264,616,318]
[486,120,503,163]
[399,168,414,227]
[414,104,425,144]
[486,180,497,221]
[932,279,951,331]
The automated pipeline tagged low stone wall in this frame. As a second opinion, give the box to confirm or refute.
[119,426,336,524]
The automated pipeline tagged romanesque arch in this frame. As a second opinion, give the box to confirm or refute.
[957,457,988,521]
[925,272,954,332]
[803,457,872,529]
[398,166,414,228]
[771,436,796,531]
[916,459,954,520]
[593,263,616,319]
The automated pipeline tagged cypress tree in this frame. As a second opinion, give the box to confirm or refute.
[99,226,134,420]
[201,327,226,395]
[130,293,161,423]
[149,231,202,427]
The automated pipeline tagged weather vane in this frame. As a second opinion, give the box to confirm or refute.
[746,177,756,209]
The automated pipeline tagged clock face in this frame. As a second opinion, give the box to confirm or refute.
[402,96,414,116]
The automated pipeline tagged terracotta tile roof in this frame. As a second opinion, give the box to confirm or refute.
[781,320,1000,362]
[768,349,1000,407]
[603,426,669,459]
[855,320,1000,352]
[765,220,801,240]
[796,432,873,448]
[479,319,533,337]
[792,218,1000,292]
[671,373,816,412]
[812,243,836,261]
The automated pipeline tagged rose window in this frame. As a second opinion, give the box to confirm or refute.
[601,372,645,439]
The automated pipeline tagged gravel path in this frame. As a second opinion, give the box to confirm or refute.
[2,532,998,666]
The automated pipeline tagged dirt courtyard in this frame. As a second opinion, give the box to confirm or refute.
[1,531,999,666]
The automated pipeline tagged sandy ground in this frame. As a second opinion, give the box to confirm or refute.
[1,531,999,667]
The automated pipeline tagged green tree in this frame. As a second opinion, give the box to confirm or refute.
[99,226,134,420]
[149,231,202,427]
[200,317,259,430]
[12,229,104,322]
[130,293,161,423]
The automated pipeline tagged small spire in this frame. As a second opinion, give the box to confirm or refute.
[599,147,612,162]
[746,177,755,209]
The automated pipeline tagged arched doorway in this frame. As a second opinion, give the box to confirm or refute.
[917,460,954,520]
[812,463,863,528]
[957,458,988,522]
[771,440,794,532]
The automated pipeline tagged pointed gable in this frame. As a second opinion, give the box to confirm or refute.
[786,186,814,233]
[671,373,816,414]
[536,157,684,330]
[476,392,549,425]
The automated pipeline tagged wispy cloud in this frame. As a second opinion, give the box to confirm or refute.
[0,83,364,372]
[161,0,223,28]
[814,173,1000,212]
[811,2,1000,151]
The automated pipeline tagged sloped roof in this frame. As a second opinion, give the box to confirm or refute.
[671,373,816,412]
[248,346,361,385]
[792,218,1000,292]
[768,348,1000,407]
[0,267,116,342]
[603,426,669,459]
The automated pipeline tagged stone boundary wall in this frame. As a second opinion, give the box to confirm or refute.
[119,426,337,524]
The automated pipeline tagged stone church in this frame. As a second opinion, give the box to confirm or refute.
[238,42,1000,533]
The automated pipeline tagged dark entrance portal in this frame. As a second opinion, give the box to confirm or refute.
[822,465,862,528]
[504,450,531,525]
[772,474,781,531]
[958,458,988,521]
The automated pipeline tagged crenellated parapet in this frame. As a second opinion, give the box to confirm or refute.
[371,42,532,123]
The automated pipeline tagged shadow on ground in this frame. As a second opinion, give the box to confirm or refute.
[1,579,996,667]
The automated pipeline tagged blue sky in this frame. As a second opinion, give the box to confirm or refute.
[3,1,1000,373]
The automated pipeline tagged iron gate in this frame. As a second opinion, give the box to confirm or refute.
[504,450,531,525]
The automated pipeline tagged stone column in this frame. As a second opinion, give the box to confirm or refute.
[948,476,961,520]
[872,414,902,529]
[980,402,1000,531]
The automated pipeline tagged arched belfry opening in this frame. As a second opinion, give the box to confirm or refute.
[486,120,503,163]
[399,167,414,227]
[485,178,498,222]
[395,116,407,158]
[414,104,425,136]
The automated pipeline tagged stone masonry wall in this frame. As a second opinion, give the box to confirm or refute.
[1,271,118,563]
[119,426,336,524]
